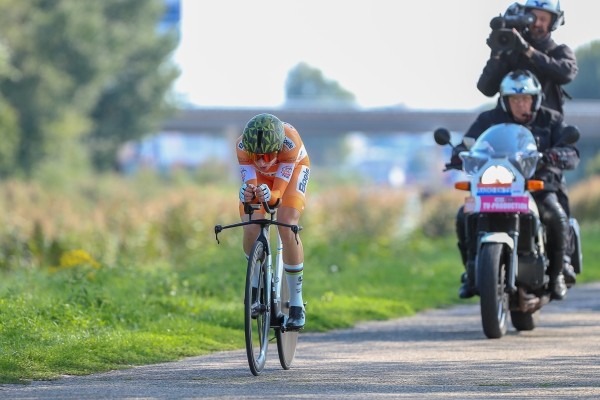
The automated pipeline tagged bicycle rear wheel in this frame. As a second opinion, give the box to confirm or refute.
[276,275,299,369]
[245,240,271,376]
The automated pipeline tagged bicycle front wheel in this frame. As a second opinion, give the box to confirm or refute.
[245,240,271,376]
[276,276,299,369]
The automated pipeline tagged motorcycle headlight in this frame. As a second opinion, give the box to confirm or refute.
[480,165,515,184]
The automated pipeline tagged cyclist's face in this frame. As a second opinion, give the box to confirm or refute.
[251,151,278,169]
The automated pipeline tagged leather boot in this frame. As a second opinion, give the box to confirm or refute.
[549,273,567,300]
[548,252,567,300]
[458,261,476,299]
[562,255,576,287]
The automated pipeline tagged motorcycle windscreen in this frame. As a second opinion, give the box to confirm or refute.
[460,123,540,178]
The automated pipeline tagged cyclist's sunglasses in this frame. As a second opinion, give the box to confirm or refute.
[249,151,278,163]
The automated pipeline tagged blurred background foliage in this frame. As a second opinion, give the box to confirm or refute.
[0,0,179,179]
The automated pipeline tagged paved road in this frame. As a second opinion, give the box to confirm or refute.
[2,282,600,399]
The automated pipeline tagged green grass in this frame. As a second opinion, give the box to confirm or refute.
[1,224,598,383]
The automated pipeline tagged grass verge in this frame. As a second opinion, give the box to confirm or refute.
[1,224,598,383]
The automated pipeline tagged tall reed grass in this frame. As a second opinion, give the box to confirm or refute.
[0,173,598,273]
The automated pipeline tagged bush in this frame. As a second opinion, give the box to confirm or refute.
[418,190,464,238]
[570,175,600,223]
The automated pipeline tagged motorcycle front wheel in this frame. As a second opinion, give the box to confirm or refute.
[478,243,509,339]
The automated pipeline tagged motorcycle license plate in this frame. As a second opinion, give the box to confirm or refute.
[465,195,529,213]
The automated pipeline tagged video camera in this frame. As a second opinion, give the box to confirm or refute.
[488,3,536,52]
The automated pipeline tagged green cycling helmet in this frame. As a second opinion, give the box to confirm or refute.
[242,113,285,154]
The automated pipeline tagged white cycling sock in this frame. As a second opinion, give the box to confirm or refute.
[284,263,304,308]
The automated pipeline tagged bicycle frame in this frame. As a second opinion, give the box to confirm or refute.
[215,202,300,326]
[273,232,285,321]
[251,212,282,326]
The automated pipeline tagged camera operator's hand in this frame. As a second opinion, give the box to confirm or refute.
[511,29,530,54]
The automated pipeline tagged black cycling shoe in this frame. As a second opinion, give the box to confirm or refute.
[563,264,576,287]
[458,282,476,299]
[250,287,259,319]
[550,274,568,300]
[458,272,475,299]
[250,302,260,319]
[286,306,305,331]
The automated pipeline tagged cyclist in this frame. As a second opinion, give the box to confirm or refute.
[453,70,579,300]
[237,113,310,330]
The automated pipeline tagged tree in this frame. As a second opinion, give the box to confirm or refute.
[0,0,179,177]
[0,40,19,177]
[566,40,600,100]
[88,0,180,170]
[285,62,356,107]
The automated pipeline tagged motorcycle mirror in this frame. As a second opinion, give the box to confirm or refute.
[434,128,451,145]
[463,137,476,149]
[558,125,580,145]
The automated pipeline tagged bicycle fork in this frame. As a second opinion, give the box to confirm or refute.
[272,232,287,328]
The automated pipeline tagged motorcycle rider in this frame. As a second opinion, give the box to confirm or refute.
[477,0,578,115]
[453,69,579,300]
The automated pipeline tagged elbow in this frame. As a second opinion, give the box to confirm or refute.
[477,81,497,97]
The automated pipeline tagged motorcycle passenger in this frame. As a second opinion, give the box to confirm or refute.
[237,113,310,330]
[453,70,579,301]
[477,0,578,115]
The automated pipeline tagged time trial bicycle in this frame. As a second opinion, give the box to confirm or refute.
[214,200,302,376]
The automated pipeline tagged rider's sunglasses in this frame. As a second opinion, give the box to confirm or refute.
[250,151,278,163]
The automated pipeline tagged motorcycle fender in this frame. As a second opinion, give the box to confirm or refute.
[570,217,583,274]
[479,232,514,250]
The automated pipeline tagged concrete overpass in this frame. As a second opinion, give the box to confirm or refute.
[162,101,600,138]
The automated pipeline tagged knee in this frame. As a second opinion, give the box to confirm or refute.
[276,207,300,225]
[548,196,568,228]
[243,224,260,238]
[276,207,301,242]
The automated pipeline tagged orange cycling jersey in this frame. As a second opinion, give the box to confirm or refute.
[237,122,310,214]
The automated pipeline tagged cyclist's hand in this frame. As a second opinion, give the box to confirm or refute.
[239,183,256,203]
[255,183,271,203]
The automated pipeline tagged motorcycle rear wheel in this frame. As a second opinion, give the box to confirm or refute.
[510,310,539,331]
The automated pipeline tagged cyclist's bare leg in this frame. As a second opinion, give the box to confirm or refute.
[277,206,303,264]
[242,213,265,298]
[241,213,264,257]
[277,206,305,329]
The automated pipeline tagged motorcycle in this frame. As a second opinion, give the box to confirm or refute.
[434,123,583,339]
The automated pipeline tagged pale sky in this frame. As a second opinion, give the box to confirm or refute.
[173,0,599,111]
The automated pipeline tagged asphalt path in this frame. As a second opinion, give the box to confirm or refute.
[2,282,600,399]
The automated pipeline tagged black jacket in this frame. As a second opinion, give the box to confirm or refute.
[461,105,579,192]
[477,35,578,115]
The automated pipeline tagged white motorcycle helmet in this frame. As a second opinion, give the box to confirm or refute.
[499,69,543,117]
[524,0,565,31]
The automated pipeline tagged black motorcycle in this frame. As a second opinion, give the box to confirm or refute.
[435,123,583,339]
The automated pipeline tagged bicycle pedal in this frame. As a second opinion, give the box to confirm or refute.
[251,302,267,319]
